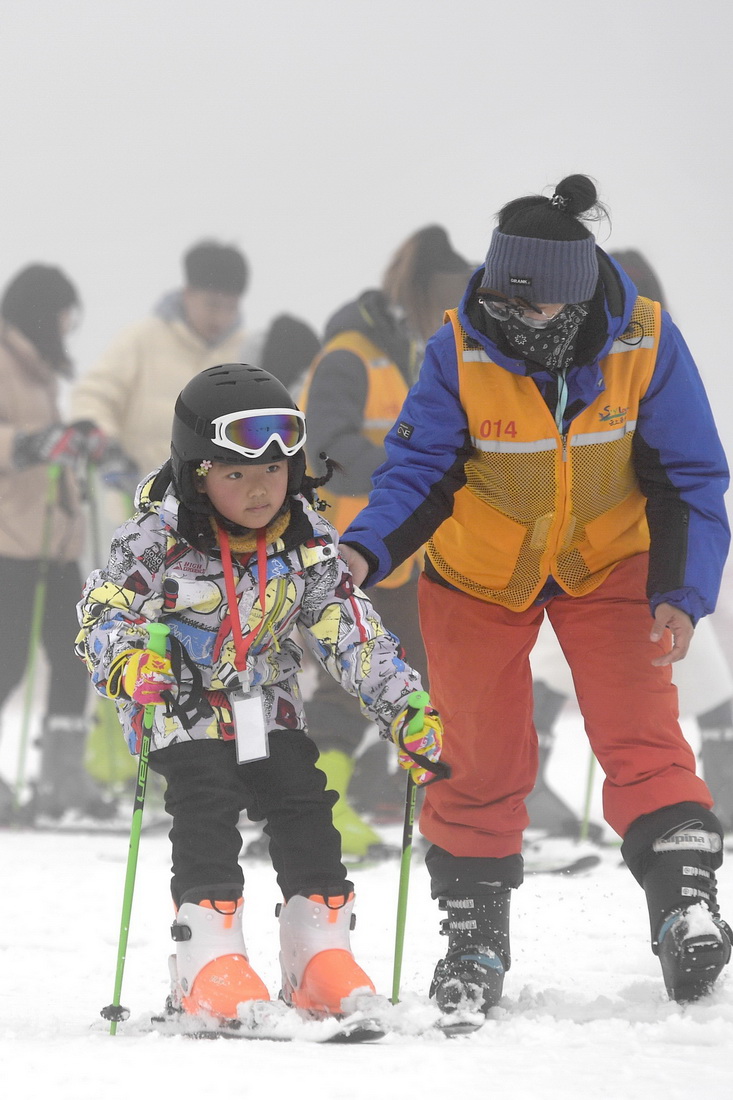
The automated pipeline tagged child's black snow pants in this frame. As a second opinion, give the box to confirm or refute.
[149,732,352,907]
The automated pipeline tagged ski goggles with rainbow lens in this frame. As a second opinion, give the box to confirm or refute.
[210,407,307,458]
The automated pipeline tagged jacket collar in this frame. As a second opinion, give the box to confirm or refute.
[153,289,243,351]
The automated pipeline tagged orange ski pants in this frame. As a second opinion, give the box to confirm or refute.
[418,553,712,858]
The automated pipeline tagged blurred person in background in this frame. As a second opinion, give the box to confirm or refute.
[0,264,115,823]
[294,226,472,860]
[71,240,250,481]
[244,313,321,398]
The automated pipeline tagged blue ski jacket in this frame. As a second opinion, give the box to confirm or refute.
[343,252,729,624]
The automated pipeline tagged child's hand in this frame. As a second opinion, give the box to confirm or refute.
[108,648,176,705]
[123,649,176,704]
[390,694,445,785]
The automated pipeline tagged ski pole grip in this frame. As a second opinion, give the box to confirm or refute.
[405,690,430,735]
[403,689,451,784]
[142,623,170,723]
[145,621,169,659]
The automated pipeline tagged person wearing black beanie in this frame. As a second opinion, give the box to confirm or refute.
[339,175,731,1011]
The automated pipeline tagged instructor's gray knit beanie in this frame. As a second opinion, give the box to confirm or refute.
[480,230,598,304]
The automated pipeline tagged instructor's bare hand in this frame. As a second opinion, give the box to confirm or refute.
[340,545,369,587]
[650,602,694,665]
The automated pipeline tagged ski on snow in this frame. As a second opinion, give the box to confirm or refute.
[125,997,486,1043]
[149,1003,386,1044]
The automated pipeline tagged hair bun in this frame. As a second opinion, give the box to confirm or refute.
[553,175,598,217]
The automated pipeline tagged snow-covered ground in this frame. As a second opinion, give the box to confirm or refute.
[2,711,732,1100]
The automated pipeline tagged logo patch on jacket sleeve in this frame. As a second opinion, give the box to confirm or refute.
[397,421,414,440]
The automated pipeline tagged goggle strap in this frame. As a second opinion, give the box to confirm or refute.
[175,394,214,440]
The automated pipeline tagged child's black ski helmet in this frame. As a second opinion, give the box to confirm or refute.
[171,363,307,500]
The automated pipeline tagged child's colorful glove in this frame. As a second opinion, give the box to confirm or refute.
[108,648,176,705]
[390,691,445,786]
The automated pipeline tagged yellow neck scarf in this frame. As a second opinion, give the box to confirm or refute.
[210,507,291,554]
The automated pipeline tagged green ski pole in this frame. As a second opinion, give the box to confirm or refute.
[14,463,61,807]
[391,690,430,1005]
[101,621,170,1034]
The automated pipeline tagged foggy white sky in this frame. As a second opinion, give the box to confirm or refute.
[1,0,731,448]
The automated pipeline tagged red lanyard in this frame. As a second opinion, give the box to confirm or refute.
[218,524,268,673]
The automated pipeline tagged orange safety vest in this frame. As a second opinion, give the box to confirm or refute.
[301,329,422,588]
[427,297,661,610]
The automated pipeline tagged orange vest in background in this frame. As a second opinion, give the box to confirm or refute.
[428,297,661,610]
[302,329,423,589]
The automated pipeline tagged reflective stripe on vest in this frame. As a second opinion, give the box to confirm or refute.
[427,297,661,610]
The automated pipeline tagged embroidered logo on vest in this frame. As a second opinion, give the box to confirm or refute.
[599,404,629,426]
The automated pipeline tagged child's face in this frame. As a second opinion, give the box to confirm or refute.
[199,460,289,529]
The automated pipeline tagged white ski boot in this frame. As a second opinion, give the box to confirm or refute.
[169,894,269,1020]
[277,892,376,1017]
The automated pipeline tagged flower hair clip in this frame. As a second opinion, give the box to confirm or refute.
[196,459,213,477]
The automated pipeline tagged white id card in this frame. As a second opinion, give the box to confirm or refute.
[232,687,270,763]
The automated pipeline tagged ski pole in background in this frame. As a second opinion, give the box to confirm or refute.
[391,690,450,1005]
[14,463,61,807]
[101,622,169,1035]
[579,748,597,842]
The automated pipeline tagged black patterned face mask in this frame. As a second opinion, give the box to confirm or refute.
[499,303,589,372]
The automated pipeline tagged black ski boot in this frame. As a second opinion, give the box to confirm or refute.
[656,905,731,1003]
[622,802,732,1002]
[425,847,521,1017]
[429,888,511,1015]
